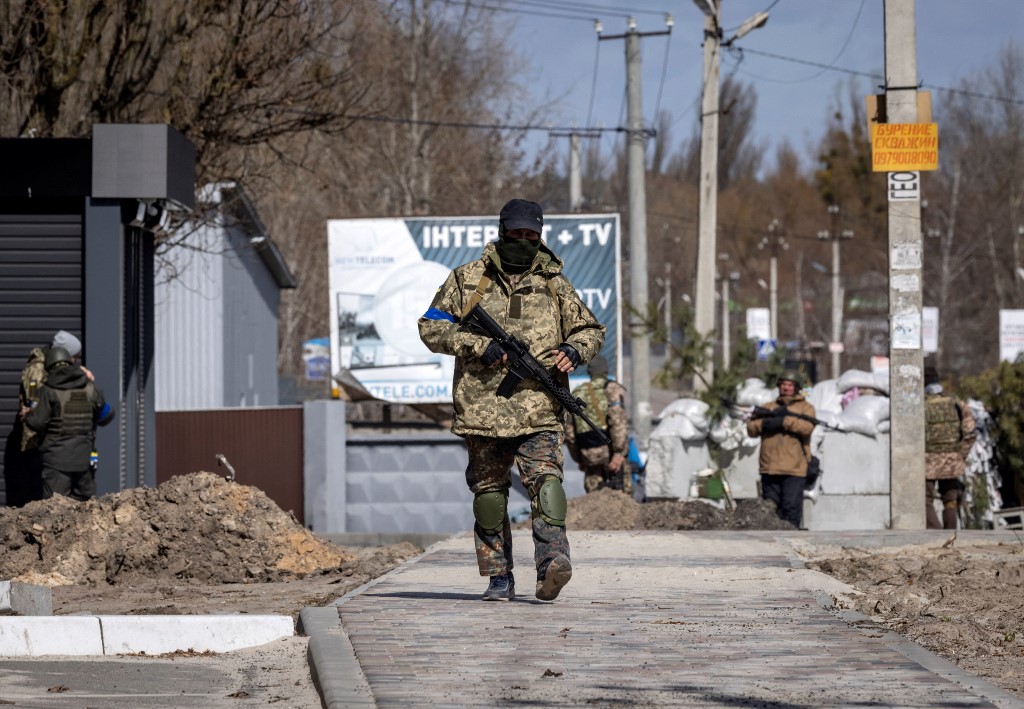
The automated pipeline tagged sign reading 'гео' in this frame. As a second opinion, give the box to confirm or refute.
[870,123,939,172]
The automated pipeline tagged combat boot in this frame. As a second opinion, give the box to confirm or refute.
[535,554,572,601]
[482,572,515,601]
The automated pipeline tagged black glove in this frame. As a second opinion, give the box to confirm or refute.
[751,405,772,419]
[761,414,785,435]
[481,340,506,366]
[557,344,581,368]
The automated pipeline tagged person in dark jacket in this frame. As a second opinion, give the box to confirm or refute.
[22,346,115,501]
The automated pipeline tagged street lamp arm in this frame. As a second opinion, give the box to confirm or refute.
[722,11,769,46]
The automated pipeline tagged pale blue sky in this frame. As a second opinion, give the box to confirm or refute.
[505,0,1024,170]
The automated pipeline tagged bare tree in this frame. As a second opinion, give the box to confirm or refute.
[923,42,1024,372]
[0,1,378,190]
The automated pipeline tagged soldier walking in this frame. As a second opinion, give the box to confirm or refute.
[419,199,605,602]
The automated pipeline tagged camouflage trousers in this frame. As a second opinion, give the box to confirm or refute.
[465,431,570,577]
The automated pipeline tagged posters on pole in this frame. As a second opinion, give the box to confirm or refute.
[922,306,939,354]
[746,308,770,340]
[999,309,1024,363]
[327,214,622,404]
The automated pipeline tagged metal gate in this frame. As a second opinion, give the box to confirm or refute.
[0,207,83,505]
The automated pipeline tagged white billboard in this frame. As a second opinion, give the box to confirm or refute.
[327,214,622,404]
[1000,309,1024,363]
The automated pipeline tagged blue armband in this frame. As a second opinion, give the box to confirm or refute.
[423,307,455,323]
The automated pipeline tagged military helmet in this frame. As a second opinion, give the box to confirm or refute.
[44,346,73,371]
[777,369,803,387]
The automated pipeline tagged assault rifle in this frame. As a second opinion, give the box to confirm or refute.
[744,402,842,431]
[462,304,610,445]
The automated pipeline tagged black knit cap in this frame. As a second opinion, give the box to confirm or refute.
[924,366,940,386]
[499,199,543,233]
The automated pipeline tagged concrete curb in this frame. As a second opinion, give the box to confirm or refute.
[815,591,1024,709]
[301,607,376,708]
[0,615,293,657]
[303,537,448,708]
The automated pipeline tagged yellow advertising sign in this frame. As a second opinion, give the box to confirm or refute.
[871,123,939,172]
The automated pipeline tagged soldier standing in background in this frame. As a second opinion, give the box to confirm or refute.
[419,199,605,602]
[23,346,114,501]
[564,355,630,494]
[4,331,94,506]
[924,366,976,529]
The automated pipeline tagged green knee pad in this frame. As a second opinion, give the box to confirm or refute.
[537,476,567,527]
[473,491,508,534]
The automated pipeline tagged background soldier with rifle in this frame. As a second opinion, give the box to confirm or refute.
[419,199,605,603]
[563,355,630,494]
[746,370,817,529]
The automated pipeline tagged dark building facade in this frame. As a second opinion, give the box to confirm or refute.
[0,125,195,503]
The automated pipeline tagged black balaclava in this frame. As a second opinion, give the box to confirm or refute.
[496,226,541,273]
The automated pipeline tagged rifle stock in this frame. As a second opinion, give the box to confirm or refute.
[463,304,610,445]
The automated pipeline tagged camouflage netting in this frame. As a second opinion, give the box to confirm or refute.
[0,472,356,586]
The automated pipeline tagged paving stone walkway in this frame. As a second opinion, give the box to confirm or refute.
[306,530,1023,708]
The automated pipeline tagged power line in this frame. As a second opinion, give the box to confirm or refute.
[288,109,629,135]
[495,0,668,18]
[456,0,667,22]
[733,46,1024,106]
[735,46,881,81]
[652,23,673,120]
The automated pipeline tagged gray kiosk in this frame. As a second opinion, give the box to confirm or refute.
[0,124,196,502]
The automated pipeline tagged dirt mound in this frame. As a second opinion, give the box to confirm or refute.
[566,488,795,531]
[804,541,1024,697]
[0,472,357,586]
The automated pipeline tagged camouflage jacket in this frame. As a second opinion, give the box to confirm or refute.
[418,241,605,438]
[18,347,46,451]
[925,397,976,480]
[564,378,628,468]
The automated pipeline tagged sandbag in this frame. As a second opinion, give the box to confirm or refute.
[658,398,709,421]
[735,377,776,406]
[650,413,705,442]
[837,369,889,395]
[837,395,890,436]
[807,378,843,414]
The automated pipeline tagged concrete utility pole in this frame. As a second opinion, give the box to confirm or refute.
[718,260,738,366]
[818,205,853,379]
[655,262,673,337]
[692,0,768,390]
[758,218,787,341]
[600,16,671,446]
[692,6,721,390]
[569,133,582,211]
[884,0,926,529]
[551,131,600,212]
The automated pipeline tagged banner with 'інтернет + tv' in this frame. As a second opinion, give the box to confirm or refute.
[326,214,621,404]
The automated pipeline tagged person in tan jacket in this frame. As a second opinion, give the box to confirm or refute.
[746,370,816,528]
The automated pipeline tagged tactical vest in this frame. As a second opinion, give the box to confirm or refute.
[51,384,97,438]
[20,348,46,451]
[925,393,961,454]
[573,378,610,449]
